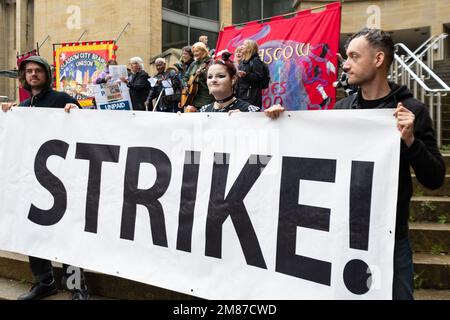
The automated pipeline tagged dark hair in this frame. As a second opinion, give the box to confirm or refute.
[18,60,51,92]
[181,46,194,60]
[107,59,118,66]
[208,51,237,78]
[345,27,395,69]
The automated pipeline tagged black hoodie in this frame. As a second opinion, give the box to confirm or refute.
[335,83,445,240]
[18,56,80,108]
[236,53,265,108]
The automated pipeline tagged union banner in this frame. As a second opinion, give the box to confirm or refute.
[54,41,116,108]
[216,2,341,110]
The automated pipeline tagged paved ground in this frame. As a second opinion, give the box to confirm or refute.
[0,276,110,300]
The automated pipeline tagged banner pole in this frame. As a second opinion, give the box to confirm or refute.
[115,23,131,44]
[152,89,164,112]
[37,35,50,52]
[77,30,88,43]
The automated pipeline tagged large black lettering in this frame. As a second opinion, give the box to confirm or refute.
[176,151,201,252]
[343,161,375,295]
[75,143,120,233]
[120,147,171,247]
[28,140,69,226]
[205,153,271,269]
[349,161,374,251]
[276,157,336,286]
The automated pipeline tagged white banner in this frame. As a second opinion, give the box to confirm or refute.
[0,108,399,299]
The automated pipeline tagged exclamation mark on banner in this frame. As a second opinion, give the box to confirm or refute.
[343,161,374,295]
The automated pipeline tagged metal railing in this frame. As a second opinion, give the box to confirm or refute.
[404,33,448,70]
[390,41,450,147]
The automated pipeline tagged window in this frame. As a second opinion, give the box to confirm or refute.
[162,0,220,50]
[233,0,261,24]
[232,0,294,24]
[190,0,219,21]
[163,0,218,20]
[190,28,218,50]
[162,0,188,14]
[162,21,188,52]
[263,0,293,18]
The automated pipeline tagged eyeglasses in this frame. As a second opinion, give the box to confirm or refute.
[25,68,45,75]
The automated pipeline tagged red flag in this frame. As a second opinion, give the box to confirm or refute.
[216,2,341,110]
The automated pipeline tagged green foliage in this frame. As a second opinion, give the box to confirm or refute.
[409,212,416,223]
[420,201,437,214]
[414,189,424,197]
[440,144,450,152]
[413,272,424,290]
[437,214,447,224]
[430,244,445,255]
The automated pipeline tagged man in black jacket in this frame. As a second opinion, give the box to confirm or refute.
[335,28,445,299]
[1,56,89,300]
[120,57,150,111]
[146,58,181,112]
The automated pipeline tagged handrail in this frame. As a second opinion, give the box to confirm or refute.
[406,33,448,68]
[391,42,450,148]
[395,42,450,90]
[393,54,450,93]
[412,35,437,56]
[404,33,448,66]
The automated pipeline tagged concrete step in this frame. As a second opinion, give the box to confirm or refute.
[441,129,450,140]
[409,222,450,254]
[440,120,450,128]
[413,253,450,289]
[413,175,450,197]
[0,276,108,300]
[410,196,450,223]
[414,289,450,300]
[0,251,194,300]
[409,154,449,170]
[0,277,72,300]
[441,154,450,168]
[1,249,449,298]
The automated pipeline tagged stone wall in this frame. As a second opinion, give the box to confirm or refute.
[295,0,450,35]
[33,0,160,69]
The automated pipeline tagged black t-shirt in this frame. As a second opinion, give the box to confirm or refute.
[358,91,391,109]
[199,98,260,113]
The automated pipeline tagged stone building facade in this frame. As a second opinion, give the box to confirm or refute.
[1,0,450,101]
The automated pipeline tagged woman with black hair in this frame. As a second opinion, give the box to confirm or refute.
[185,52,284,117]
[198,52,259,113]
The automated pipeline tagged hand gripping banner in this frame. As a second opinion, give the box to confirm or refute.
[216,2,341,110]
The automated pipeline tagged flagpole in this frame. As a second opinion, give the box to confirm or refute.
[115,23,131,45]
[77,30,88,43]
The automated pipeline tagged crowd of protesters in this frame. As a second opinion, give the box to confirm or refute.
[98,35,273,114]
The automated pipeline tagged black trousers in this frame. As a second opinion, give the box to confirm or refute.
[29,256,87,289]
